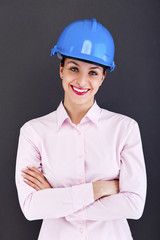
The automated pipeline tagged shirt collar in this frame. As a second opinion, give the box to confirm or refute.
[56,101,70,130]
[85,100,101,126]
[56,100,101,130]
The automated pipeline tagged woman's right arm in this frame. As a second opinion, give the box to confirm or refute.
[15,124,95,221]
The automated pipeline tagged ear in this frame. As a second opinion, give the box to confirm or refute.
[59,63,63,79]
[100,71,106,86]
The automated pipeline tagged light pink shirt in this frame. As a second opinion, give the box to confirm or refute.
[15,101,147,240]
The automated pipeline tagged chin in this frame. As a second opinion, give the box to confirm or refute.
[71,97,93,106]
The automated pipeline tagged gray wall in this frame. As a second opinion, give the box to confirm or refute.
[0,0,159,239]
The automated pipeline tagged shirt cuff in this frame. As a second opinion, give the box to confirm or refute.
[71,182,94,212]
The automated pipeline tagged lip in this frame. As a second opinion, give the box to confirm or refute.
[71,85,90,96]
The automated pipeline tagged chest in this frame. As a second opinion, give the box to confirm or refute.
[40,126,122,187]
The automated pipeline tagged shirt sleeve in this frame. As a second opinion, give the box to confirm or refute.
[65,121,147,221]
[15,123,94,221]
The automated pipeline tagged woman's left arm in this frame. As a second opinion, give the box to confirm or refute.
[65,121,147,221]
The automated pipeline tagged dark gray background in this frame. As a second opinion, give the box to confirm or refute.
[0,0,159,239]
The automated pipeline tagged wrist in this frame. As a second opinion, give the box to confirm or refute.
[92,181,106,200]
[103,180,119,196]
[92,180,119,201]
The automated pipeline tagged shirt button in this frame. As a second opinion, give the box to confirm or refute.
[80,228,84,233]
[78,131,81,136]
[79,179,84,184]
[78,154,83,159]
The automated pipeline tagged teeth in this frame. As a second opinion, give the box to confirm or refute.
[73,86,88,93]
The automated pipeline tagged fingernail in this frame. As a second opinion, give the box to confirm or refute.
[27,166,34,169]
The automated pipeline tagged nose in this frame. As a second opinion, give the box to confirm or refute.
[76,72,88,88]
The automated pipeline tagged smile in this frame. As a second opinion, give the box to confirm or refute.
[71,85,90,95]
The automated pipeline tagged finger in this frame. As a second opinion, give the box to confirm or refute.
[21,167,52,190]
[21,168,44,184]
[23,179,41,191]
[21,173,42,189]
[26,167,49,187]
[21,167,40,175]
[28,167,46,181]
[27,166,43,174]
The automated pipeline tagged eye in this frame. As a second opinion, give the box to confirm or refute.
[89,71,97,76]
[70,67,78,72]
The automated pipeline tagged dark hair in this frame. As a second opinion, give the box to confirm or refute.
[61,56,65,67]
[60,56,110,75]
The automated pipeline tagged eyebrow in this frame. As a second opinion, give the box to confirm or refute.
[89,66,101,70]
[67,61,101,70]
[67,61,79,66]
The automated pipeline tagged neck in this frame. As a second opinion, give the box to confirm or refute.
[63,98,94,125]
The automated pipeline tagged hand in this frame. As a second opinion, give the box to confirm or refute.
[92,180,119,201]
[21,166,53,191]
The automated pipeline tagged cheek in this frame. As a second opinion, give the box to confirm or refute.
[91,78,103,90]
[63,72,76,86]
[62,77,71,91]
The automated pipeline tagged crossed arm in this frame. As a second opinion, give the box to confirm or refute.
[21,166,119,201]
[16,121,146,221]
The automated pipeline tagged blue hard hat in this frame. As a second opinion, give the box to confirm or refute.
[51,18,115,72]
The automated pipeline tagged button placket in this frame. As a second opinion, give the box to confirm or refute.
[77,127,87,224]
[79,222,86,236]
[79,179,84,184]
[80,227,84,233]
[78,131,82,136]
[75,126,87,238]
[77,127,85,185]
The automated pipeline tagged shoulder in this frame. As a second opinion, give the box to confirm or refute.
[20,109,57,137]
[99,108,141,144]
[100,107,138,132]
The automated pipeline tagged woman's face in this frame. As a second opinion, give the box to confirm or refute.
[60,58,106,108]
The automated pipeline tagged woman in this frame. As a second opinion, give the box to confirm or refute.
[15,18,147,240]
